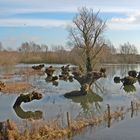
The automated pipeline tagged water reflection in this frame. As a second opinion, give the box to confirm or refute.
[65,90,103,114]
[13,106,43,120]
[114,75,137,93]
[137,78,140,85]
[104,64,139,78]
[123,85,136,93]
[1,64,140,123]
[45,77,59,86]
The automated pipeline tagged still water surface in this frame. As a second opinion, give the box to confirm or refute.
[1,64,140,139]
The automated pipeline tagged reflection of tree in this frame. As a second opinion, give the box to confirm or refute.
[65,89,103,115]
[114,67,140,91]
[13,106,43,120]
[119,64,138,77]
[45,77,59,86]
[123,85,136,93]
[137,78,140,85]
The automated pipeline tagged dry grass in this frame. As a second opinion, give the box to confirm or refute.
[0,51,72,65]
[0,51,20,65]
[1,81,32,93]
[0,120,70,140]
[0,67,44,93]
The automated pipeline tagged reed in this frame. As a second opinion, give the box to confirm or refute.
[0,51,20,65]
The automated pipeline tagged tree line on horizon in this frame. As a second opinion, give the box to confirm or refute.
[0,40,138,65]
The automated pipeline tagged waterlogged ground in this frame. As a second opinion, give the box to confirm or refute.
[1,64,140,139]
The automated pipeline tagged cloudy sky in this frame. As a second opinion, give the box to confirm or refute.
[1,0,140,52]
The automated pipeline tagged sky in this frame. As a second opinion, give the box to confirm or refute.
[1,0,140,52]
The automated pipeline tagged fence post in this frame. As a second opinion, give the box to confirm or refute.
[107,104,111,128]
[67,112,71,129]
[131,101,134,118]
[107,104,111,119]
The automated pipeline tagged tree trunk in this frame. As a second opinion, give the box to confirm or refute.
[69,68,106,96]
[85,49,92,72]
[86,56,92,72]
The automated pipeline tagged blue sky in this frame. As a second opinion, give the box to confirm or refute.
[1,0,140,52]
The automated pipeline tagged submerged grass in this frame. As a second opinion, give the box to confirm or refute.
[0,68,44,93]
[0,100,140,140]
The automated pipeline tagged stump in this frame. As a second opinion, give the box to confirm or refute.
[72,67,106,95]
[13,91,42,108]
[32,64,44,70]
[128,70,137,78]
[121,76,137,86]
[45,66,55,77]
[0,81,5,91]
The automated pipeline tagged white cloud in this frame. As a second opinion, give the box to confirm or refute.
[1,0,140,16]
[111,12,140,23]
[108,22,140,30]
[1,0,140,31]
[108,12,140,30]
[0,6,140,16]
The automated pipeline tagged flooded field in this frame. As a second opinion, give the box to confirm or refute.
[1,64,140,139]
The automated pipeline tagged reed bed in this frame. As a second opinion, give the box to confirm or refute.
[0,51,20,65]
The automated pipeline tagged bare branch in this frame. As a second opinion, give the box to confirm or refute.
[68,7,106,72]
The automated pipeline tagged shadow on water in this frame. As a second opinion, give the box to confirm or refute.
[13,106,43,120]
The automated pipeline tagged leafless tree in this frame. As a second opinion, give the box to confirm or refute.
[0,42,3,51]
[120,42,138,55]
[99,40,117,63]
[65,7,107,96]
[68,7,106,73]
[119,42,138,63]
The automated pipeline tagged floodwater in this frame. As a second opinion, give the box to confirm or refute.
[1,64,140,139]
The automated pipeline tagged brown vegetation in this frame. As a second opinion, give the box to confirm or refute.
[1,81,32,93]
[0,81,5,90]
[13,91,42,107]
[0,100,140,140]
[0,46,139,66]
[0,51,20,65]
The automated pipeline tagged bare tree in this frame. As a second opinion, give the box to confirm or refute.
[120,42,138,55]
[0,42,3,51]
[19,42,30,52]
[99,40,117,63]
[66,7,107,96]
[119,42,138,63]
[68,7,106,73]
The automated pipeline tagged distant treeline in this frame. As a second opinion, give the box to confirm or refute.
[0,49,139,66]
[0,41,139,65]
